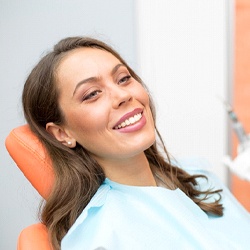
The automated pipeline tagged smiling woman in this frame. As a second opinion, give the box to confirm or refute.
[22,37,250,250]
[47,47,155,169]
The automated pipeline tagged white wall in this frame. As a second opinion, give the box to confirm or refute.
[136,0,234,183]
[0,1,136,249]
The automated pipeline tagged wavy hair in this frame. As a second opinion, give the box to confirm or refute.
[22,36,223,249]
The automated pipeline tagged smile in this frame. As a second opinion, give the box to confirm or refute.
[114,112,143,130]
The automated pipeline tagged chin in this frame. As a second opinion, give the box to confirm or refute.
[141,134,156,152]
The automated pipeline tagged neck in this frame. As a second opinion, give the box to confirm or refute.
[95,152,157,187]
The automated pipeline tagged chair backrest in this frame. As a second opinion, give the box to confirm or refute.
[5,125,54,199]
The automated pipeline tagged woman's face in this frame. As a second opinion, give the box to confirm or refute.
[55,48,155,165]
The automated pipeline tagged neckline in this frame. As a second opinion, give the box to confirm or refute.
[104,178,179,192]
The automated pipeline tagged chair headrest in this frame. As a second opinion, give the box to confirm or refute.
[5,125,54,199]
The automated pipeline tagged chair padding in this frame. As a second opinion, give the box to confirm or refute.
[17,223,52,250]
[5,125,54,199]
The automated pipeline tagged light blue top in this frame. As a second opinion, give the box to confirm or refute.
[61,158,250,250]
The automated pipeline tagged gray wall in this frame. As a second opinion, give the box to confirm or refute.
[0,1,136,249]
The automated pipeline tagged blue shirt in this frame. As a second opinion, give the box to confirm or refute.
[61,159,250,249]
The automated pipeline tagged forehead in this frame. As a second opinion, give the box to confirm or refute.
[57,47,120,74]
[55,47,122,94]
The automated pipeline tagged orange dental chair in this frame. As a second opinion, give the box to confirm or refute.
[5,125,54,249]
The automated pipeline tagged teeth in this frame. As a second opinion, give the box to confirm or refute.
[129,117,135,123]
[134,114,140,122]
[114,113,142,129]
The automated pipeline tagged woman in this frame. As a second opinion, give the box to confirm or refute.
[22,36,250,250]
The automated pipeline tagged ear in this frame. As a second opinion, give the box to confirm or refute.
[46,122,76,148]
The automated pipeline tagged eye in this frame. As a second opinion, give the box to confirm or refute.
[118,75,131,85]
[82,90,102,101]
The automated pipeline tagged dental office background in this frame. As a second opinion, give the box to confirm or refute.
[2,0,249,249]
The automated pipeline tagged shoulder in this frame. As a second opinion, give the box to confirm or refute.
[172,157,225,191]
[172,157,212,172]
[173,157,219,178]
[174,157,250,216]
[66,183,111,233]
[61,180,137,249]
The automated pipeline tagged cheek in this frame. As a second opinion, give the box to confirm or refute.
[134,84,149,103]
[140,92,155,125]
[137,90,152,116]
[73,112,105,132]
[65,107,109,140]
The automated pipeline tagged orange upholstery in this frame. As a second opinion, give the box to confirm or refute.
[17,224,53,250]
[5,125,54,249]
[5,125,54,199]
[232,0,250,211]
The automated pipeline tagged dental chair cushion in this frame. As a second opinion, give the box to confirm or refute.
[17,224,52,250]
[5,125,54,199]
[6,125,54,249]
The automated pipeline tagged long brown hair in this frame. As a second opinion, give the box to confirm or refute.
[22,37,223,249]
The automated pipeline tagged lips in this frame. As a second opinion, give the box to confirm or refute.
[113,108,143,130]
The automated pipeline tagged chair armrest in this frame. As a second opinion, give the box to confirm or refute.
[17,223,53,250]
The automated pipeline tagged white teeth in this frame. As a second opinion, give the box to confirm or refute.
[129,117,135,123]
[125,120,130,125]
[134,114,140,121]
[114,113,142,129]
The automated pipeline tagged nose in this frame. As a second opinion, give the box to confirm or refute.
[111,85,132,109]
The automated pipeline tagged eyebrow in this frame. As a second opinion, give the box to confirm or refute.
[73,63,125,96]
